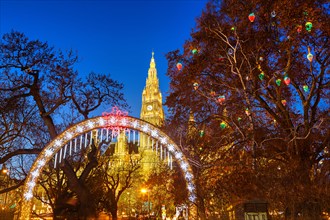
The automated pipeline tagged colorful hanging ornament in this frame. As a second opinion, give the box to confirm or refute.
[217,95,225,105]
[271,10,276,18]
[231,26,236,31]
[218,55,225,61]
[245,108,250,116]
[192,49,198,55]
[305,21,313,32]
[193,82,199,90]
[176,62,183,71]
[276,79,281,86]
[284,76,291,86]
[259,72,265,80]
[296,25,303,33]
[303,85,309,92]
[281,99,287,106]
[259,56,264,62]
[307,53,313,62]
[237,117,242,122]
[228,48,234,55]
[199,130,205,137]
[248,13,256,22]
[220,121,227,129]
[210,90,216,97]
[307,46,313,62]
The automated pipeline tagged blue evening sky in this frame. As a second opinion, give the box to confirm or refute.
[0,0,207,118]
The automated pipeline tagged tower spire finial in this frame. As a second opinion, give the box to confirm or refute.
[150,50,156,68]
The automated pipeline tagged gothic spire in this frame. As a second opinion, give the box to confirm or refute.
[148,51,157,79]
[150,51,156,68]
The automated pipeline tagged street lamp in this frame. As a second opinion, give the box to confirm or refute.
[141,188,150,218]
[2,167,8,174]
[1,166,9,210]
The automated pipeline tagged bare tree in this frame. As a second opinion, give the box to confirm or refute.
[0,31,128,218]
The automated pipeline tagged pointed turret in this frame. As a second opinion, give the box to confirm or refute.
[140,52,165,126]
[150,51,156,69]
[147,51,157,80]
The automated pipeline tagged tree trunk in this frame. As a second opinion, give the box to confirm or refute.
[285,201,321,220]
[197,196,207,220]
[78,190,97,219]
[284,156,322,220]
[109,203,118,220]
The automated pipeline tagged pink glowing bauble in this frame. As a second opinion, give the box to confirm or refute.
[245,108,250,116]
[297,25,303,33]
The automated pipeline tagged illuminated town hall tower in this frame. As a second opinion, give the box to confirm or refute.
[112,52,165,174]
[140,52,164,126]
[140,52,165,147]
[139,52,165,174]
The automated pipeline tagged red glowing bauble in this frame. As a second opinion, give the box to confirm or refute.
[284,77,291,86]
[248,13,255,22]
[218,55,225,61]
[297,25,303,33]
[176,62,183,71]
[217,95,225,105]
[193,82,199,90]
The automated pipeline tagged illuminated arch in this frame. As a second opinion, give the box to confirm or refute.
[19,115,196,219]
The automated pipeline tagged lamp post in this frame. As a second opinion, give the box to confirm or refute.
[1,165,10,220]
[2,166,9,210]
[141,188,150,219]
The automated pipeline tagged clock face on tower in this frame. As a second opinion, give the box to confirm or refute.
[147,105,153,111]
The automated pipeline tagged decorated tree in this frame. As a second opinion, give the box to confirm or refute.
[165,0,329,219]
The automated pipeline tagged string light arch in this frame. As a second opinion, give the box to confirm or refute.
[19,114,196,219]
